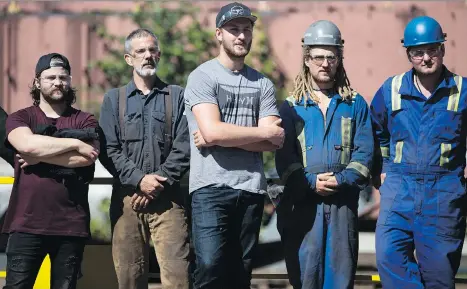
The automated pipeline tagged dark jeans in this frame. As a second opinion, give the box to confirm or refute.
[3,232,85,289]
[191,186,265,289]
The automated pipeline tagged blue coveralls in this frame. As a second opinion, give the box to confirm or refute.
[275,93,374,289]
[370,67,467,289]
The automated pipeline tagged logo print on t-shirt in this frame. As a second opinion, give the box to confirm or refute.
[226,94,254,106]
[218,85,260,110]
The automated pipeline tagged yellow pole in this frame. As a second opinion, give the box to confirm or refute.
[33,255,51,289]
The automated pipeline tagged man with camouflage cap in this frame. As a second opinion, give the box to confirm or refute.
[275,20,373,289]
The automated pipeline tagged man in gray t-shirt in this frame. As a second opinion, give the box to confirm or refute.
[184,2,284,289]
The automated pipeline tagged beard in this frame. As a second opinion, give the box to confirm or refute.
[312,71,336,84]
[41,86,70,105]
[136,59,158,77]
[222,40,252,59]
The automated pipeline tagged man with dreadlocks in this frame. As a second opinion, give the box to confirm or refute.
[275,20,374,289]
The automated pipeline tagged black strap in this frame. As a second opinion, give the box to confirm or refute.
[163,86,173,159]
[117,85,127,154]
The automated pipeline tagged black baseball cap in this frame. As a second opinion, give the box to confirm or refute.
[35,53,71,76]
[216,2,257,28]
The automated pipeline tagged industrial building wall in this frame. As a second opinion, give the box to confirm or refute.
[1,1,466,113]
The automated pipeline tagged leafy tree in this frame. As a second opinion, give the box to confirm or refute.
[89,197,111,242]
[90,2,217,90]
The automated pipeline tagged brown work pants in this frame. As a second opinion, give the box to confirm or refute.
[110,190,190,289]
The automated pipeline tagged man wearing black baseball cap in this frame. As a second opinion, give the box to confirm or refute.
[3,53,99,289]
[35,52,71,75]
[185,2,284,289]
[215,2,257,28]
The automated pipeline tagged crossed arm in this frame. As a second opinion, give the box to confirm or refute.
[8,127,99,168]
[191,103,284,152]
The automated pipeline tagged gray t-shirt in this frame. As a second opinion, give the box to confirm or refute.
[184,59,279,194]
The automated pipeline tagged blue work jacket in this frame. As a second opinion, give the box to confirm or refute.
[370,67,467,176]
[276,93,374,192]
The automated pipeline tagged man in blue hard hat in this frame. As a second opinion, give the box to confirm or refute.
[370,16,467,289]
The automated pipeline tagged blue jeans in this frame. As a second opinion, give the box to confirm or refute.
[191,186,265,289]
[3,232,85,289]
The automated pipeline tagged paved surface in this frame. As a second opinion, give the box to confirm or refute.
[1,279,465,289]
[0,279,388,289]
[0,279,162,288]
[0,255,5,273]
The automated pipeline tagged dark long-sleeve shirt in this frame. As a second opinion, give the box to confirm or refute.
[99,78,190,190]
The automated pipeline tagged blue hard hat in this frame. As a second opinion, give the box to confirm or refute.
[401,16,447,47]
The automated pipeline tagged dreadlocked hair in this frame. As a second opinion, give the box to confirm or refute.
[291,45,354,105]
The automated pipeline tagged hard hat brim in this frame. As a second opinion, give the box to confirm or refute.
[402,39,446,48]
[302,41,344,47]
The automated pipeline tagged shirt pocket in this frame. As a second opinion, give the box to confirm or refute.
[431,109,462,143]
[124,112,143,142]
[335,116,355,165]
[390,129,409,164]
[430,109,462,167]
[435,175,467,238]
[152,111,167,143]
[391,128,409,142]
[389,108,410,135]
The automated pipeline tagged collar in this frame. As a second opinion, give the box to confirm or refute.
[126,76,167,97]
[398,66,457,97]
[296,92,342,106]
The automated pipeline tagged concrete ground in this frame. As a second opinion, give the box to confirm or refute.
[0,280,161,288]
[1,280,462,289]
[0,280,399,289]
[2,277,467,289]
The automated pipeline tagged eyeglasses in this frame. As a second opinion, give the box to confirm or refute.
[40,75,72,84]
[130,47,160,59]
[408,45,441,60]
[309,55,338,66]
